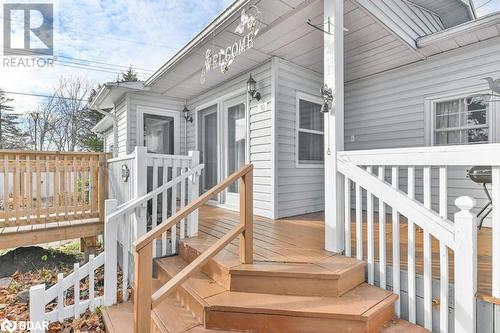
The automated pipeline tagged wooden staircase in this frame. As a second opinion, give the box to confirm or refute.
[103,237,428,333]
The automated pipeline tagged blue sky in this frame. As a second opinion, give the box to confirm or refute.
[0,0,499,114]
[0,0,233,113]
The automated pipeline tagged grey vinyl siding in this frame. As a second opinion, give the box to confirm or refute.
[345,36,500,225]
[185,60,275,219]
[276,58,324,218]
[127,92,185,154]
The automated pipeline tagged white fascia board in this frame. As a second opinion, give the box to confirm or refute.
[417,11,500,48]
[144,0,251,87]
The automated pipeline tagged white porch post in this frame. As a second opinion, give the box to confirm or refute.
[324,0,345,252]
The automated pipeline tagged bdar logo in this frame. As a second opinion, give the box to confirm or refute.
[0,319,16,333]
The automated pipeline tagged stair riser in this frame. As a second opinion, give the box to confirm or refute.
[205,311,393,333]
[230,265,365,297]
[179,242,231,289]
[154,262,206,323]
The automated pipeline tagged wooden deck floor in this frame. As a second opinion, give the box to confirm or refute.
[198,205,494,300]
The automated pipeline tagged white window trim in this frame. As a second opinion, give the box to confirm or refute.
[136,106,180,155]
[424,89,497,147]
[295,91,324,168]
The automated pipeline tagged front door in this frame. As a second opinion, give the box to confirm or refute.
[223,96,247,207]
[199,105,219,194]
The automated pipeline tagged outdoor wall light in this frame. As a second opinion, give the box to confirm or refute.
[247,74,261,101]
[183,103,193,123]
[121,164,130,182]
[320,84,334,113]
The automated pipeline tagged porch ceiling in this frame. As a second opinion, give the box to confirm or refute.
[147,0,422,100]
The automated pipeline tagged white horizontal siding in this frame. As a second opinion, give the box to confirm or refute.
[345,36,500,225]
[276,58,324,218]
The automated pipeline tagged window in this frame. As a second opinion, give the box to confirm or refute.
[433,97,489,146]
[143,114,175,154]
[296,93,324,166]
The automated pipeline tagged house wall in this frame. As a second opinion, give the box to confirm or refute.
[101,98,127,156]
[185,59,275,219]
[275,58,325,218]
[344,36,500,224]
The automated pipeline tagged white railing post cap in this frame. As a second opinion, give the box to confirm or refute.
[455,196,476,211]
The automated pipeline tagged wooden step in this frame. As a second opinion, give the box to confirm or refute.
[230,255,365,296]
[203,284,397,333]
[179,238,366,296]
[155,256,226,322]
[155,255,398,333]
[380,319,431,332]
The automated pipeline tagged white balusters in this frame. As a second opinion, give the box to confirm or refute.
[454,196,477,333]
[171,160,178,253]
[366,166,374,284]
[180,160,187,239]
[391,166,400,316]
[407,166,416,324]
[344,177,351,257]
[492,166,500,299]
[162,159,169,256]
[439,167,448,333]
[423,166,432,330]
[378,166,386,290]
[152,159,159,256]
[356,183,363,260]
[74,263,80,319]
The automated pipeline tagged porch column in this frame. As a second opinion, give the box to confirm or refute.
[324,0,345,252]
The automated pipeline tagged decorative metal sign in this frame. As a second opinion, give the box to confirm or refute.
[466,77,500,105]
[201,5,262,84]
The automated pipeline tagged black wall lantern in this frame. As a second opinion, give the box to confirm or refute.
[183,103,193,123]
[247,74,261,101]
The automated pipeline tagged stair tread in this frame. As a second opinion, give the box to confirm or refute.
[230,256,364,279]
[156,256,226,299]
[381,319,431,332]
[152,295,201,333]
[204,283,397,320]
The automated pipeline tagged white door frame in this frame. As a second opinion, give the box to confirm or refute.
[136,106,180,155]
[222,95,247,208]
[198,106,219,196]
[194,87,247,208]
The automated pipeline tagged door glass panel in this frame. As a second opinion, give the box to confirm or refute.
[144,114,174,154]
[201,108,218,192]
[227,103,246,193]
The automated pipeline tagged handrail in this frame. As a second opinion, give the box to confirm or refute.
[337,143,500,166]
[107,164,205,222]
[151,224,245,307]
[134,163,253,251]
[133,163,253,333]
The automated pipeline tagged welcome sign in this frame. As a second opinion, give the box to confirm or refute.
[201,5,262,84]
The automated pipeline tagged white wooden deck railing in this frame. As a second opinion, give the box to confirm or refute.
[337,143,500,333]
[29,148,204,332]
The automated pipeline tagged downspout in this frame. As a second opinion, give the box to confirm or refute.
[112,105,118,158]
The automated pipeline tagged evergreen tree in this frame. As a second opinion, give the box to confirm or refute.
[0,89,26,149]
[121,66,139,82]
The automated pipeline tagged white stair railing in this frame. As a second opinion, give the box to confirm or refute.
[29,149,204,332]
[337,143,500,333]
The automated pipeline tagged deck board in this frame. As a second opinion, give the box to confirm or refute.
[198,205,493,299]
